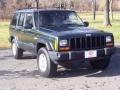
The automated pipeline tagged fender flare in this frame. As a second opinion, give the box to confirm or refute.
[37,39,54,51]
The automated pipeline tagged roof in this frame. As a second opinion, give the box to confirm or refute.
[16,8,75,13]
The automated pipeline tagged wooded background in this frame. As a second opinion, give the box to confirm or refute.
[0,0,120,19]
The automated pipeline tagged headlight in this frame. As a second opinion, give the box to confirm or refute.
[106,36,112,43]
[59,40,68,46]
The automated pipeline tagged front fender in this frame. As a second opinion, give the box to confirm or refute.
[37,39,54,51]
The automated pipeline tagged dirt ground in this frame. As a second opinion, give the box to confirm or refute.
[0,48,120,90]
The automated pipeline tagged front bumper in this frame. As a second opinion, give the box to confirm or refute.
[49,47,115,64]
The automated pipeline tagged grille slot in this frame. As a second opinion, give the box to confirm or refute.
[70,36,105,50]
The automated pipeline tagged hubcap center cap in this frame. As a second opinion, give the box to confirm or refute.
[39,53,47,72]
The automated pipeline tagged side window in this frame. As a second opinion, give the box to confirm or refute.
[34,12,42,28]
[24,13,33,29]
[18,13,25,26]
[11,13,19,26]
[39,14,42,26]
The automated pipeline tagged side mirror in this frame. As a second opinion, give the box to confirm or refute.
[83,21,89,27]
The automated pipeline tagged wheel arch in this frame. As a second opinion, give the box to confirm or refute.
[9,36,15,43]
[36,39,54,53]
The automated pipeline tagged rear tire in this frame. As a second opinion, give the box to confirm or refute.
[90,58,110,69]
[37,48,57,77]
[12,40,23,59]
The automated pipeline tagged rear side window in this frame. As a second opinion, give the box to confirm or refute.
[18,13,25,26]
[11,13,19,26]
[25,13,33,25]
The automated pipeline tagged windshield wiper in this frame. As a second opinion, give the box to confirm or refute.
[41,24,56,27]
[59,23,84,27]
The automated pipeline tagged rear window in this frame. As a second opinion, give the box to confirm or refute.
[18,13,25,26]
[11,13,19,26]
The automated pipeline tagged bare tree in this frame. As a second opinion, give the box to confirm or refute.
[92,0,96,20]
[35,0,39,8]
[110,0,113,20]
[0,0,6,8]
[0,0,120,20]
[104,0,111,26]
[70,1,74,9]
[58,0,66,9]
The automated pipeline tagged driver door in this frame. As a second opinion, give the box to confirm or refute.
[22,13,37,53]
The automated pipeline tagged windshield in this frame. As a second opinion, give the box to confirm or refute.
[35,11,84,27]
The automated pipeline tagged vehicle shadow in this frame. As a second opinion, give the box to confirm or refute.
[1,54,36,61]
[56,48,120,78]
[0,51,120,79]
[56,53,120,78]
[22,55,36,60]
[18,51,36,60]
[0,48,120,79]
[0,50,36,60]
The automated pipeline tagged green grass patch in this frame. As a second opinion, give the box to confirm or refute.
[0,21,10,48]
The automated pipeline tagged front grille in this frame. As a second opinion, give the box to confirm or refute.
[70,36,105,50]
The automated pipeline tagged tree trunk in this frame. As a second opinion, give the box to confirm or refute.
[70,1,74,10]
[110,0,113,20]
[92,0,96,20]
[59,0,61,9]
[35,0,39,9]
[104,0,111,26]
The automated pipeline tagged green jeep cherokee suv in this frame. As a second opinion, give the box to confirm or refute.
[9,9,115,77]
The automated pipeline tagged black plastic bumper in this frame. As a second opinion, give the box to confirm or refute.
[49,47,115,64]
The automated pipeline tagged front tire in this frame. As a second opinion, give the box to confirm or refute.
[90,58,110,69]
[12,40,23,59]
[37,48,57,77]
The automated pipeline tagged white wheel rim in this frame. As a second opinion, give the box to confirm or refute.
[39,53,47,72]
[12,43,17,56]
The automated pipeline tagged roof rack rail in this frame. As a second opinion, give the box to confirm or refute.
[17,7,66,11]
[17,6,66,10]
[18,7,43,10]
[17,0,67,10]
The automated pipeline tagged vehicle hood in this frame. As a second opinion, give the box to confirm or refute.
[39,26,112,37]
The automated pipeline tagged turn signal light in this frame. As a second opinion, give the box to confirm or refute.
[106,43,113,47]
[59,47,70,51]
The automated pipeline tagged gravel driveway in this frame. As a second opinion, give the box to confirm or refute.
[0,48,120,90]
